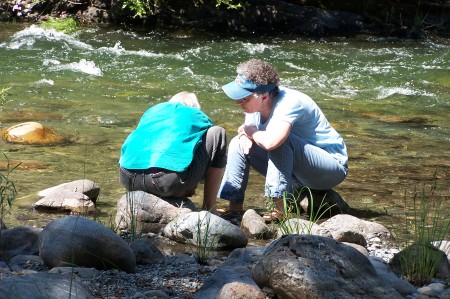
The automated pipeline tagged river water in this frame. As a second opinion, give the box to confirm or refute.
[0,23,448,241]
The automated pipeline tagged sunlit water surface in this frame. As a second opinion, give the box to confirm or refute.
[0,23,449,242]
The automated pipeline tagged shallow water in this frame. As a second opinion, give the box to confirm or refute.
[0,23,449,241]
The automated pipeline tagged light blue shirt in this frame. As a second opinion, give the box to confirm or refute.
[245,86,348,165]
[119,102,213,171]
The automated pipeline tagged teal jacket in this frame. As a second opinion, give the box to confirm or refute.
[119,102,213,171]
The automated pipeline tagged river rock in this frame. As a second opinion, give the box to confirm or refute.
[0,272,94,299]
[38,179,100,201]
[1,121,65,145]
[0,226,41,258]
[34,189,96,213]
[115,191,196,234]
[251,234,405,298]
[195,266,266,299]
[163,211,248,250]
[319,214,392,242]
[240,209,273,239]
[39,216,136,273]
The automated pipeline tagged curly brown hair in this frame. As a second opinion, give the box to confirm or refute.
[236,59,280,86]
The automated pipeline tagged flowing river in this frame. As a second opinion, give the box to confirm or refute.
[0,23,449,241]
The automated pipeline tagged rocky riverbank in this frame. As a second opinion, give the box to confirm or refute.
[0,179,449,298]
[1,0,449,38]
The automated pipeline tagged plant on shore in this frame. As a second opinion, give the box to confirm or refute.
[122,0,245,18]
[390,172,449,286]
[277,188,336,235]
[40,16,80,34]
[0,87,11,113]
[0,154,21,270]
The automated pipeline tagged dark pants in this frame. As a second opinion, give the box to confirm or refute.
[119,126,227,198]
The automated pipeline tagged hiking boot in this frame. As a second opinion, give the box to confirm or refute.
[298,188,349,216]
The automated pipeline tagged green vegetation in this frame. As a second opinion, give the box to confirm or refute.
[391,173,449,286]
[277,188,336,235]
[0,154,21,270]
[0,87,10,113]
[122,0,245,18]
[40,17,80,34]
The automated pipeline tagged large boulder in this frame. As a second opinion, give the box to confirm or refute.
[115,191,195,233]
[252,234,405,298]
[163,211,248,250]
[39,216,136,273]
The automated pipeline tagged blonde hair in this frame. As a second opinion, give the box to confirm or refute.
[169,91,201,109]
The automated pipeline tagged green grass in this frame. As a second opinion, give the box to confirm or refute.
[390,172,449,286]
[276,188,336,235]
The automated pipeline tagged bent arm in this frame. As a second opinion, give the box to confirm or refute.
[241,120,292,150]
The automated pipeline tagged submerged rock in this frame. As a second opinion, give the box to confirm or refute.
[1,121,65,145]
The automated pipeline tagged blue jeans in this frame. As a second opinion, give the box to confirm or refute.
[218,135,348,204]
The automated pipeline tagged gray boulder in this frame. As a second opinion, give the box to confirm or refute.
[0,272,94,299]
[252,234,404,298]
[115,191,195,233]
[163,211,248,250]
[34,179,100,213]
[0,226,41,258]
[38,179,100,201]
[39,216,136,273]
[319,214,392,242]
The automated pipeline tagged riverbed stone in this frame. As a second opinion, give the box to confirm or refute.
[0,226,41,258]
[319,214,392,242]
[34,189,96,213]
[163,211,248,250]
[38,179,100,201]
[240,209,273,239]
[115,191,195,234]
[251,234,405,298]
[0,272,94,299]
[1,121,65,145]
[39,216,136,273]
[130,239,165,265]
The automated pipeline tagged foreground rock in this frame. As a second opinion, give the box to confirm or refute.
[0,273,94,299]
[252,234,403,298]
[39,216,136,273]
[163,211,249,250]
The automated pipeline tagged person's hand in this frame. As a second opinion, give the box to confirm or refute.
[239,135,253,154]
[237,125,255,154]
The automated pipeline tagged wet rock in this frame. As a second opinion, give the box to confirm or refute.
[163,211,248,250]
[38,179,100,201]
[115,191,195,234]
[39,216,136,273]
[34,179,100,213]
[34,189,96,213]
[1,121,65,145]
